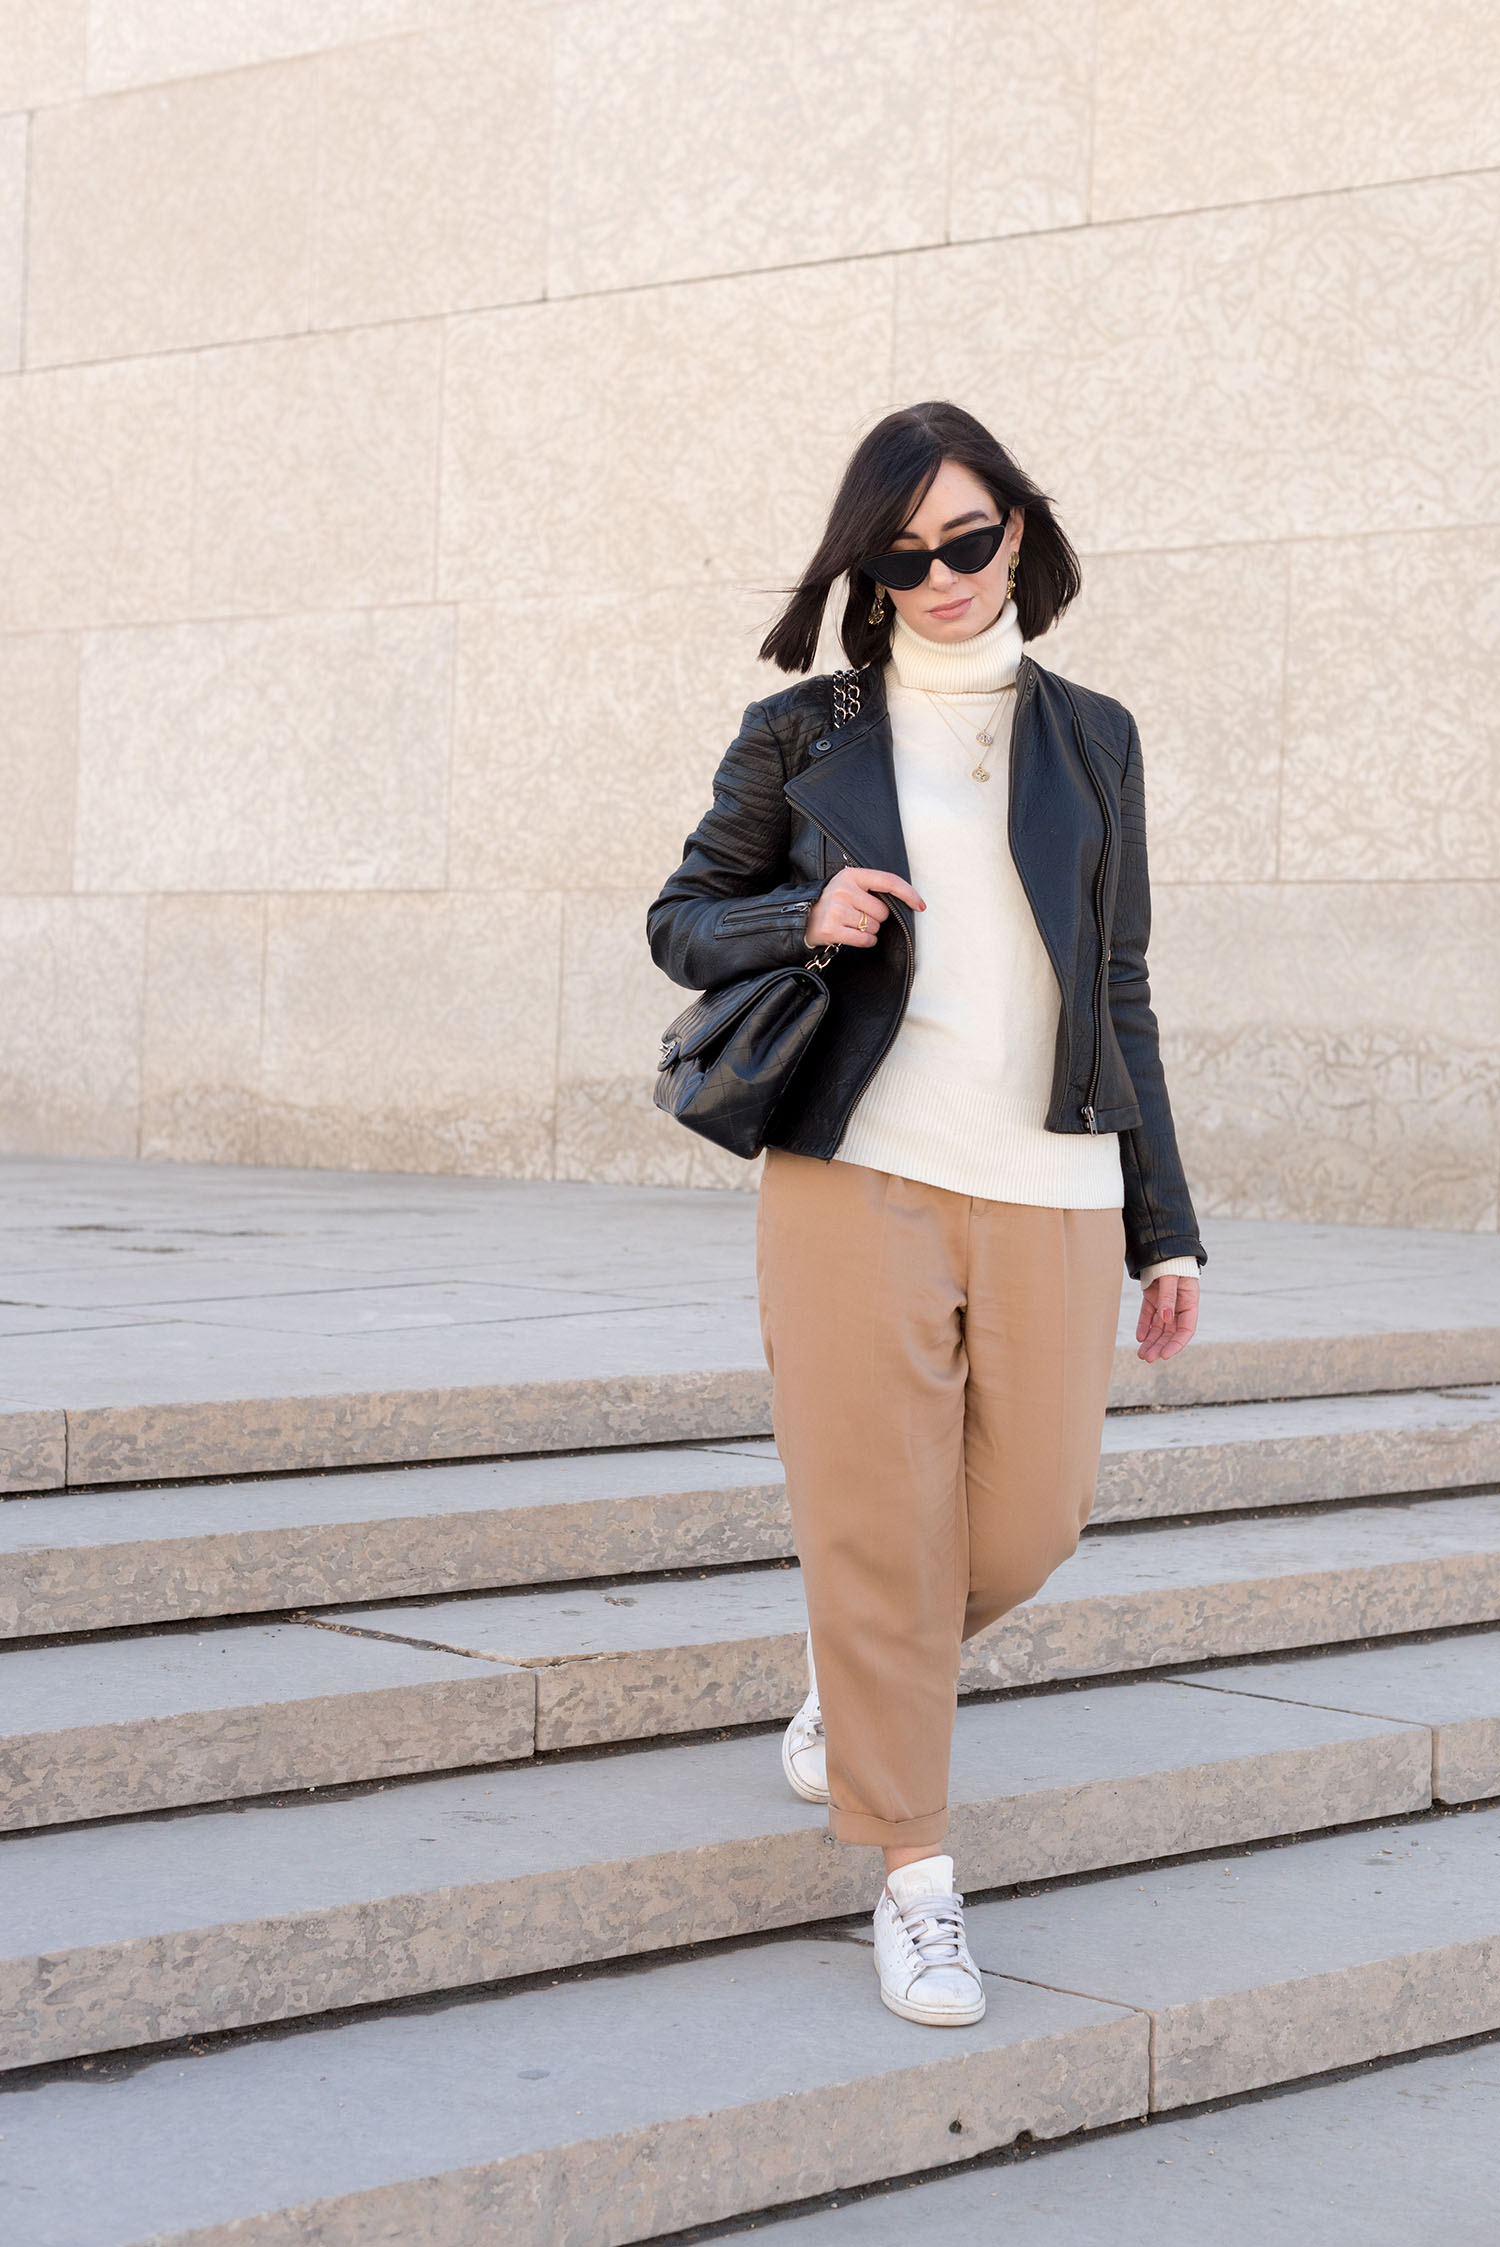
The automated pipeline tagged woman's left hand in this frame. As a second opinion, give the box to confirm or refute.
[1136,1274,1199,1362]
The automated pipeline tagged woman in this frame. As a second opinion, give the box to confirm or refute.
[648,401,1204,2029]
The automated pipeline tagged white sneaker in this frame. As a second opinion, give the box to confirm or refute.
[873,1855,986,2027]
[781,1632,828,1804]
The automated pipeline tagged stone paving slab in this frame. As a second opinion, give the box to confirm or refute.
[0,1943,1145,2247]
[0,1625,533,1831]
[0,1443,791,1638]
[960,1808,1500,2109]
[319,1495,1500,1748]
[726,2042,1500,2245]
[1173,1631,1500,1803]
[8,1160,1498,1338]
[0,1681,1428,2067]
[4,1157,1499,1489]
[9,1381,1500,1639]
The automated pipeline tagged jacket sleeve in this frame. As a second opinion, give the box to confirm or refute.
[647,697,829,992]
[1109,712,1208,1281]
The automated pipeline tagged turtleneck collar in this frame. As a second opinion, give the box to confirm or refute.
[888,599,1023,695]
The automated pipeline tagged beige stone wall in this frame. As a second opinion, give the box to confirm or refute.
[2,1,1497,1224]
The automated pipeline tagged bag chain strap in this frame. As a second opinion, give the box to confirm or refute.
[803,667,863,969]
[830,668,862,731]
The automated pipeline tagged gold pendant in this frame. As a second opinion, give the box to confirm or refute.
[975,730,993,747]
[971,765,991,782]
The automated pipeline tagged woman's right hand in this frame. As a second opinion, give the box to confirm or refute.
[805,867,926,951]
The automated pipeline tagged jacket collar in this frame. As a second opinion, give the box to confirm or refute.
[782,663,909,881]
[783,654,1042,881]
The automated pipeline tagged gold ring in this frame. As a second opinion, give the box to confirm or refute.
[857,912,869,932]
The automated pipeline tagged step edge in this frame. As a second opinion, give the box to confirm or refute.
[8,1326,1496,1493]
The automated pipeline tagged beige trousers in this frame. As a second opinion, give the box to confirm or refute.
[757,1149,1125,1848]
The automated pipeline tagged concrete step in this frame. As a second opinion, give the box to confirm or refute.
[5,1808,1498,2246]
[735,1827,1500,2247]
[962,1804,1500,2108]
[732,2050,1500,2247]
[9,1330,1500,1495]
[0,1441,792,1639]
[1094,1379,1500,1522]
[0,1676,1429,2068]
[320,1493,1500,1750]
[13,1351,777,1495]
[0,1937,1145,2247]
[1170,1632,1500,1803]
[11,1498,1496,1829]
[0,1624,532,1832]
[7,1382,1500,1640]
[9,1497,1495,1827]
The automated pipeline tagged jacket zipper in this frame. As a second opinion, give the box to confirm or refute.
[717,898,809,931]
[798,809,915,1114]
[1004,662,1079,1124]
[1070,700,1115,1133]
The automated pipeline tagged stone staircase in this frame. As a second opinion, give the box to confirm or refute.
[4,1329,1500,2241]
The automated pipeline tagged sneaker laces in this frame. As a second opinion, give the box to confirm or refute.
[894,1892,969,1974]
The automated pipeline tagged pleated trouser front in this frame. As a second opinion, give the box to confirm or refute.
[757,1148,1125,1848]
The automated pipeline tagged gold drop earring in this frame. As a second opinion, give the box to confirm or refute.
[867,583,886,627]
[1005,550,1019,601]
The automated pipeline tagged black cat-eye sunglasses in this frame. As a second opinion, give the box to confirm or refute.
[860,521,1009,592]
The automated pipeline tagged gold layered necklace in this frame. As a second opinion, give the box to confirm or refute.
[924,682,1017,783]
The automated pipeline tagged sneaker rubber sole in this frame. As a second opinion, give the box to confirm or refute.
[878,1978,987,2028]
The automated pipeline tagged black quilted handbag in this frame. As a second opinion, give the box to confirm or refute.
[654,669,861,1159]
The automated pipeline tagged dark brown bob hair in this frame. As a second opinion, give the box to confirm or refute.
[760,400,1082,674]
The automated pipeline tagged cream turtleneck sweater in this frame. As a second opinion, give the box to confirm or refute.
[835,601,1199,1288]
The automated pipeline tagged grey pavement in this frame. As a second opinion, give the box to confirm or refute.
[4,1154,1500,1409]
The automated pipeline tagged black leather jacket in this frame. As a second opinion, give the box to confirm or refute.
[648,655,1205,1282]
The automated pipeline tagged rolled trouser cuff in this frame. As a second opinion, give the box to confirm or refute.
[829,1803,950,1850]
